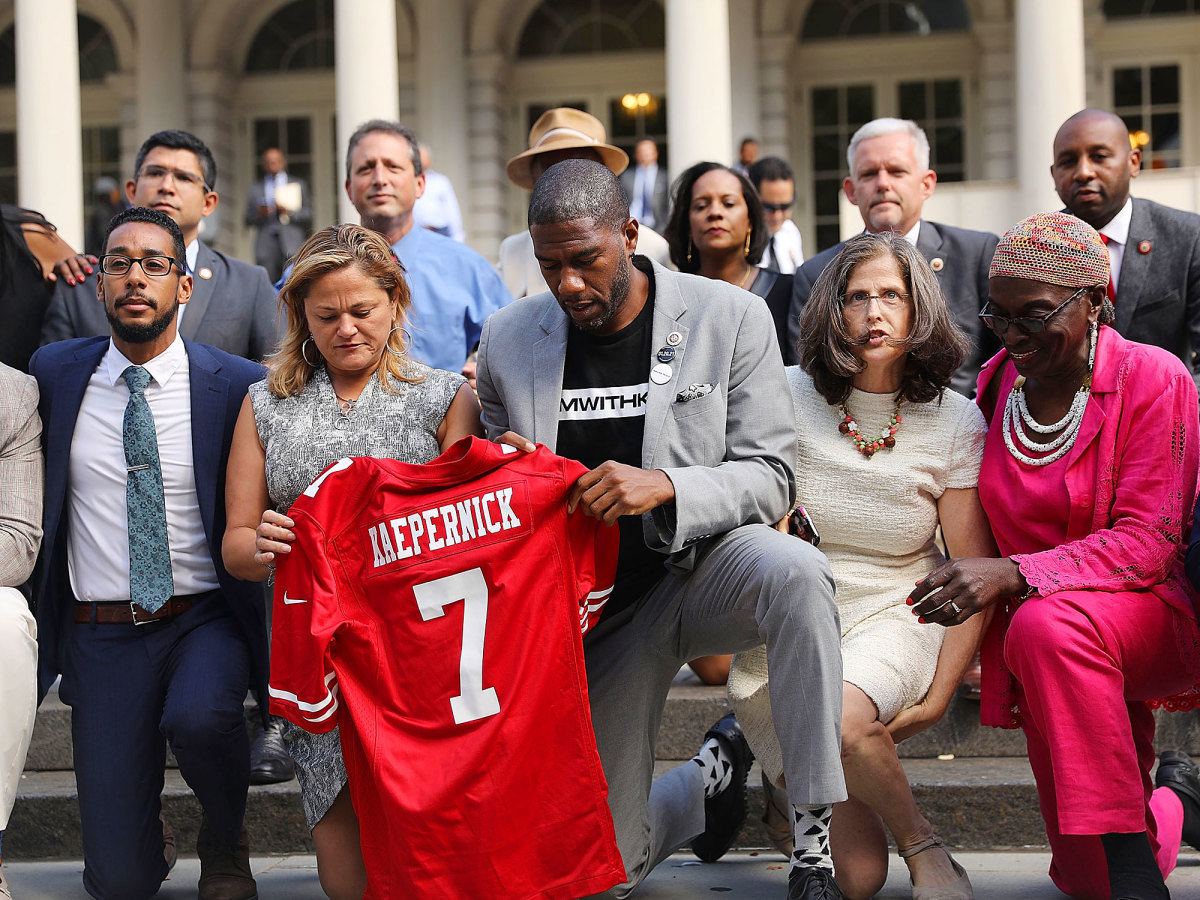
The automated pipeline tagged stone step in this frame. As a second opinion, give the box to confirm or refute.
[6,757,1047,861]
[24,681,1200,772]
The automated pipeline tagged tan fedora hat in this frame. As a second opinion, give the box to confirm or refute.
[506,107,629,191]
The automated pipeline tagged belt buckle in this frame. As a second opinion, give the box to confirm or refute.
[129,601,156,626]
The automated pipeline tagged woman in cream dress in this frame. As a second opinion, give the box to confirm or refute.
[730,232,995,900]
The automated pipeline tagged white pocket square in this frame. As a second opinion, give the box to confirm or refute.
[676,383,715,402]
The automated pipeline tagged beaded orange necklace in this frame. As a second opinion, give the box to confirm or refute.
[837,398,903,458]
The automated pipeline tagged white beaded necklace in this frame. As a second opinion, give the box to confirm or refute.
[1002,324,1096,467]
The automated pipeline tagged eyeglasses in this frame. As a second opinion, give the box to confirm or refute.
[136,165,210,192]
[762,200,795,213]
[99,254,181,277]
[840,290,910,309]
[978,286,1092,335]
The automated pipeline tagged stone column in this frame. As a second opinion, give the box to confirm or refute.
[16,0,84,249]
[727,0,759,153]
[335,0,400,223]
[188,69,237,253]
[758,35,792,161]
[466,51,508,260]
[415,0,469,209]
[136,0,187,136]
[1014,0,1085,217]
[666,0,732,176]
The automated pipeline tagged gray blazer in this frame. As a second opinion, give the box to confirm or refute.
[39,242,284,362]
[476,259,796,569]
[1111,197,1200,386]
[789,220,999,395]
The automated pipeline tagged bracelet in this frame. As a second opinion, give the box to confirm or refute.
[1010,557,1035,600]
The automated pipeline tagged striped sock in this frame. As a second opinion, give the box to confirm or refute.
[790,803,833,873]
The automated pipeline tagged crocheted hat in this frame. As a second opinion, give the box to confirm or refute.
[990,211,1109,288]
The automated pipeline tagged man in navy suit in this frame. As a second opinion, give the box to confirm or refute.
[41,130,282,362]
[29,206,266,900]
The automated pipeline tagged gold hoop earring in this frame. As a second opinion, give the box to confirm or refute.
[301,335,320,367]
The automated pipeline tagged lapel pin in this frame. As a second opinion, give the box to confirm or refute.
[650,363,673,385]
[198,267,213,280]
[666,331,682,346]
[930,257,944,272]
[1138,240,1152,255]
[657,346,676,363]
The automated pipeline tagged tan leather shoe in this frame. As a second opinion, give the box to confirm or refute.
[161,816,177,873]
[197,819,257,900]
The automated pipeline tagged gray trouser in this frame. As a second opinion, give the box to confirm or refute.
[583,524,846,898]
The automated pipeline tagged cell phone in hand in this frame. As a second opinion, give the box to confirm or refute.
[788,505,820,546]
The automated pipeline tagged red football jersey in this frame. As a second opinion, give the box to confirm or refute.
[268,437,625,899]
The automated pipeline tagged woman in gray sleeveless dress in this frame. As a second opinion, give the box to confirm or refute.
[223,225,483,899]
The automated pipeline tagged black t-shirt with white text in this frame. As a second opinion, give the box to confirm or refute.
[556,259,665,617]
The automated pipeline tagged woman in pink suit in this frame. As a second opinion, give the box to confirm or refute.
[908,212,1200,900]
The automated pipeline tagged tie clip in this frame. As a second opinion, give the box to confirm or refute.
[126,464,151,472]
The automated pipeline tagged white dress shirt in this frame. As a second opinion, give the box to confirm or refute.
[1098,197,1133,292]
[67,334,219,602]
[757,219,805,274]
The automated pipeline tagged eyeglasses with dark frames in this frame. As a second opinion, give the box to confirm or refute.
[761,200,795,213]
[99,254,181,278]
[978,285,1095,335]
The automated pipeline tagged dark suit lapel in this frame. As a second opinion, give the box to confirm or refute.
[43,341,108,546]
[186,340,226,552]
[533,303,568,451]
[916,220,944,263]
[182,243,217,340]
[1114,200,1151,334]
[643,264,687,467]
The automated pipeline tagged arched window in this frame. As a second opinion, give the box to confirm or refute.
[1104,0,1200,15]
[801,0,970,40]
[0,14,118,86]
[517,0,664,58]
[245,0,335,72]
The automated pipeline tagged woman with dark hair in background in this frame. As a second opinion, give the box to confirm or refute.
[664,161,793,363]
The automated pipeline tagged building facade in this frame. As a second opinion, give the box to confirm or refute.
[5,0,1200,260]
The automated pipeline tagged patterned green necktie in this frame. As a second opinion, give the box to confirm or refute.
[122,365,174,612]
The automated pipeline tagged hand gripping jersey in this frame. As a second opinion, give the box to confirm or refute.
[269,437,625,899]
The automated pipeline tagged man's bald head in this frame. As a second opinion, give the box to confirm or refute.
[528,158,630,233]
[1051,108,1140,230]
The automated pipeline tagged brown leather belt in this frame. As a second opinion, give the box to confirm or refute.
[75,595,200,625]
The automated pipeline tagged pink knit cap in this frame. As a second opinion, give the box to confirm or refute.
[989,212,1110,288]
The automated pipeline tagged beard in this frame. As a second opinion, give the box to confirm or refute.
[573,253,632,333]
[106,297,178,344]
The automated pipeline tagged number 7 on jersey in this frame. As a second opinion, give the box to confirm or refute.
[412,567,501,725]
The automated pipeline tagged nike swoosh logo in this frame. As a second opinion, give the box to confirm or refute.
[282,592,307,605]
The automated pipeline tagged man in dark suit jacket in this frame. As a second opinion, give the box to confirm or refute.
[619,138,670,232]
[788,119,999,393]
[244,146,311,283]
[29,207,265,900]
[41,129,282,362]
[1052,108,1200,386]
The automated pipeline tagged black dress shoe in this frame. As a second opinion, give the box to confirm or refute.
[1156,749,1200,850]
[249,716,295,785]
[690,711,753,863]
[787,866,844,899]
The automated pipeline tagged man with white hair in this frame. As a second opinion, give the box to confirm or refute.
[787,118,998,395]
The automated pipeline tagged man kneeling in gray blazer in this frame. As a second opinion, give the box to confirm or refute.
[477,159,846,900]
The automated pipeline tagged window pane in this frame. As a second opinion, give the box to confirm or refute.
[1149,65,1180,104]
[1112,67,1143,108]
[812,88,839,124]
[1150,111,1181,153]
[847,86,875,127]
[898,82,927,121]
[817,223,841,252]
[814,178,842,216]
[933,79,962,118]
[934,126,964,168]
[286,118,312,155]
[813,134,842,172]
